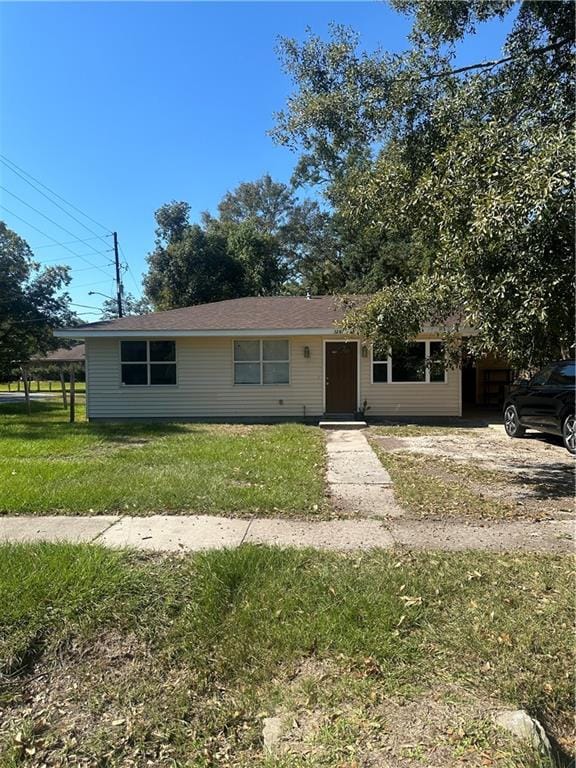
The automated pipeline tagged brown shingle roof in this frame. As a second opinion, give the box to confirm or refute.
[29,344,86,363]
[58,296,363,334]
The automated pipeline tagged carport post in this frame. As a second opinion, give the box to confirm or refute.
[59,367,68,410]
[69,366,76,424]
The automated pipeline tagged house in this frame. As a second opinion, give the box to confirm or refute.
[28,344,86,367]
[54,295,463,421]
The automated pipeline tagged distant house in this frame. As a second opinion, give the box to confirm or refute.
[54,296,464,421]
[29,344,86,366]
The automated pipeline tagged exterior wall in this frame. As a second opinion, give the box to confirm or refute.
[85,336,324,420]
[85,333,461,420]
[360,335,461,417]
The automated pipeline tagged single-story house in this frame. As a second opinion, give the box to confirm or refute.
[28,344,86,367]
[55,295,464,422]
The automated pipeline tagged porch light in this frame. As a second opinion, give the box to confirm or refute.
[361,345,369,358]
[304,346,311,358]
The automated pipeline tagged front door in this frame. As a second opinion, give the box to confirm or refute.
[325,341,358,414]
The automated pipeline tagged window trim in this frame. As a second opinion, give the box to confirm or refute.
[370,340,447,384]
[232,339,291,386]
[119,339,178,387]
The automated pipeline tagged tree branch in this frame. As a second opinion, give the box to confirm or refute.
[416,37,573,83]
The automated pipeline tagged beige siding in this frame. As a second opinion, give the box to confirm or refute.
[86,333,461,420]
[360,335,461,417]
[85,336,324,420]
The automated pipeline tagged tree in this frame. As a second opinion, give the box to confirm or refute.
[225,220,286,295]
[144,203,247,310]
[204,174,295,234]
[100,293,151,320]
[273,2,575,367]
[203,175,344,291]
[0,221,75,376]
[144,190,321,308]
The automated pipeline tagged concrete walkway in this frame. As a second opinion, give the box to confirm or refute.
[0,515,572,553]
[325,429,403,517]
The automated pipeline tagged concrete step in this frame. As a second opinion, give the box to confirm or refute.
[319,420,367,430]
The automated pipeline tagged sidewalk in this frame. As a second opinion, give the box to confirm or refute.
[1,514,572,553]
[325,429,403,517]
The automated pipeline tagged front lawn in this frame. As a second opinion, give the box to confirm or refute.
[0,544,572,766]
[0,402,326,516]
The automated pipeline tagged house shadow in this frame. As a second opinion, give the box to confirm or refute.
[0,401,208,444]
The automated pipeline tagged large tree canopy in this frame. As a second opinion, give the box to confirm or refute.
[273,1,575,368]
[0,221,75,375]
[144,203,246,310]
[145,182,340,308]
[202,174,343,292]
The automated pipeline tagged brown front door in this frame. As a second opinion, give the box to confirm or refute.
[325,341,358,414]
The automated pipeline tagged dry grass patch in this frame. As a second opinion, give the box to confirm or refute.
[370,427,574,521]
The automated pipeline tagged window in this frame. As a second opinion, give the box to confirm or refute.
[529,365,554,387]
[372,348,389,382]
[392,342,426,382]
[547,361,575,386]
[121,340,176,386]
[234,339,289,385]
[372,340,446,383]
[429,341,446,382]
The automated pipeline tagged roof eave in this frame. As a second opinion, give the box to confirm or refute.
[54,327,339,339]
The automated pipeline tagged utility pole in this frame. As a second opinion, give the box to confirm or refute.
[113,231,123,318]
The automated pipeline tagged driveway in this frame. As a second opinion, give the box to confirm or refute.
[371,424,574,520]
[0,391,61,403]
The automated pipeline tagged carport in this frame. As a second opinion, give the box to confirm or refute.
[20,345,85,421]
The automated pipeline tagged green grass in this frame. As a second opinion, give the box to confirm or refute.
[0,544,571,766]
[0,380,86,392]
[0,401,326,516]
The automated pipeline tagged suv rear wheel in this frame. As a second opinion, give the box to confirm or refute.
[562,414,576,455]
[504,405,526,438]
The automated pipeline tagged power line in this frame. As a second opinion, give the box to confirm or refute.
[37,253,114,266]
[7,313,102,325]
[38,263,115,275]
[0,154,110,233]
[31,235,108,250]
[72,278,114,289]
[0,186,109,261]
[0,205,112,278]
[0,158,112,250]
[119,243,142,297]
[69,303,104,310]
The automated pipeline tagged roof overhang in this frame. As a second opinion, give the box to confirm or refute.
[54,327,339,339]
[55,325,474,340]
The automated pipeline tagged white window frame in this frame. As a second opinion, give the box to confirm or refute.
[233,339,291,386]
[371,340,447,384]
[119,339,178,387]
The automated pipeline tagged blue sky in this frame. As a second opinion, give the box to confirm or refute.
[0,1,514,319]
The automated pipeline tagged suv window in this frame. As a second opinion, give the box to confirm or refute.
[529,365,554,386]
[548,361,576,386]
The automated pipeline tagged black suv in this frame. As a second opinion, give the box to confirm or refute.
[503,360,575,454]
